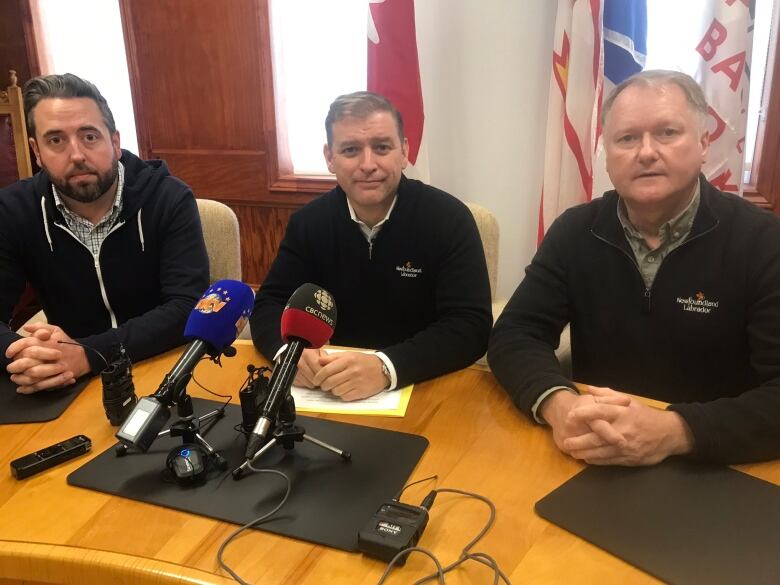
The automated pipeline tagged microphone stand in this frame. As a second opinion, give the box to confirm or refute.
[115,354,229,473]
[232,392,351,480]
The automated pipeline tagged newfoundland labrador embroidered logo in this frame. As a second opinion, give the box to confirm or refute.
[676,291,719,314]
[397,260,423,278]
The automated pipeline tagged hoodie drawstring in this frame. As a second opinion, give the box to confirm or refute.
[137,209,145,251]
[40,195,53,252]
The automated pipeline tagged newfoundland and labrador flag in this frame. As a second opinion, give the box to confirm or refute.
[539,0,647,243]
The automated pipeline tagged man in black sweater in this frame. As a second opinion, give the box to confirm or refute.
[0,74,209,393]
[489,70,780,465]
[251,92,492,400]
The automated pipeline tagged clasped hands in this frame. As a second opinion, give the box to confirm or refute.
[5,323,90,394]
[541,385,694,466]
[293,348,389,401]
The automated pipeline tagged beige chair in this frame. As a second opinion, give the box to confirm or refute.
[466,202,505,367]
[465,202,506,322]
[194,198,252,339]
[466,202,571,373]
[196,198,241,283]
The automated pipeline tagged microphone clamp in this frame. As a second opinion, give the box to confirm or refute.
[238,364,272,433]
[101,345,137,426]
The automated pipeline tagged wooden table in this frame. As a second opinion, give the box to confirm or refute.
[1,340,778,584]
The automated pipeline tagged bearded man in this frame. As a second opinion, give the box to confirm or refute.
[0,73,208,393]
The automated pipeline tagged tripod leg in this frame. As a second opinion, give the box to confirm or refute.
[156,408,224,438]
[303,433,352,461]
[193,432,228,470]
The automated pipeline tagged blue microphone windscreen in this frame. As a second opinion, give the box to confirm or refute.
[184,280,255,351]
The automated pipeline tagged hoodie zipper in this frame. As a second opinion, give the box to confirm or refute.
[53,221,125,328]
[592,222,718,314]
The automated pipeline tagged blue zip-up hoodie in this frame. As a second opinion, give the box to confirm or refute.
[0,150,209,374]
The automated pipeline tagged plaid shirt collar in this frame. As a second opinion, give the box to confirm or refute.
[52,161,125,255]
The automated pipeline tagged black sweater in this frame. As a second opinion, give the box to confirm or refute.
[488,178,780,464]
[251,176,493,387]
[0,150,209,373]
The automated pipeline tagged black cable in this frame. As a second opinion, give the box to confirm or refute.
[216,467,292,585]
[57,339,109,369]
[394,474,438,500]
[191,358,233,408]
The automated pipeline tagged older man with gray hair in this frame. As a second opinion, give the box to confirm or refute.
[489,70,780,465]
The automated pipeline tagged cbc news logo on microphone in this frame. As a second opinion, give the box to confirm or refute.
[314,289,334,311]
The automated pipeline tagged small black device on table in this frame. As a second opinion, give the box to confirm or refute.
[11,434,91,479]
[358,498,432,564]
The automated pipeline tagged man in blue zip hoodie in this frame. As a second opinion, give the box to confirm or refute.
[0,73,209,393]
[489,70,780,465]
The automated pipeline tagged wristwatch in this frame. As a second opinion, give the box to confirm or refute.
[380,362,391,390]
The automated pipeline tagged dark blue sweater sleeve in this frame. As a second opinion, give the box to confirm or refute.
[0,191,27,368]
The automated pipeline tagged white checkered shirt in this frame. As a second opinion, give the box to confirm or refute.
[52,162,125,257]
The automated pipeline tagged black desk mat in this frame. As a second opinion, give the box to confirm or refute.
[68,398,428,551]
[0,373,91,424]
[536,459,780,585]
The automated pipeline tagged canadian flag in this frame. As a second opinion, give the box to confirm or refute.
[367,0,429,180]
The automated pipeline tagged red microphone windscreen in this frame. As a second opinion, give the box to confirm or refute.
[280,284,337,348]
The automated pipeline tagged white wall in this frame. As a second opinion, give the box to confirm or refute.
[415,0,557,300]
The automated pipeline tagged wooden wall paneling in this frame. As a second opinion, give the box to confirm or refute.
[120,0,268,150]
[0,0,40,86]
[119,0,272,203]
[753,60,780,213]
[745,9,780,213]
[153,149,267,201]
[0,0,40,183]
[118,0,329,286]
[232,204,294,287]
